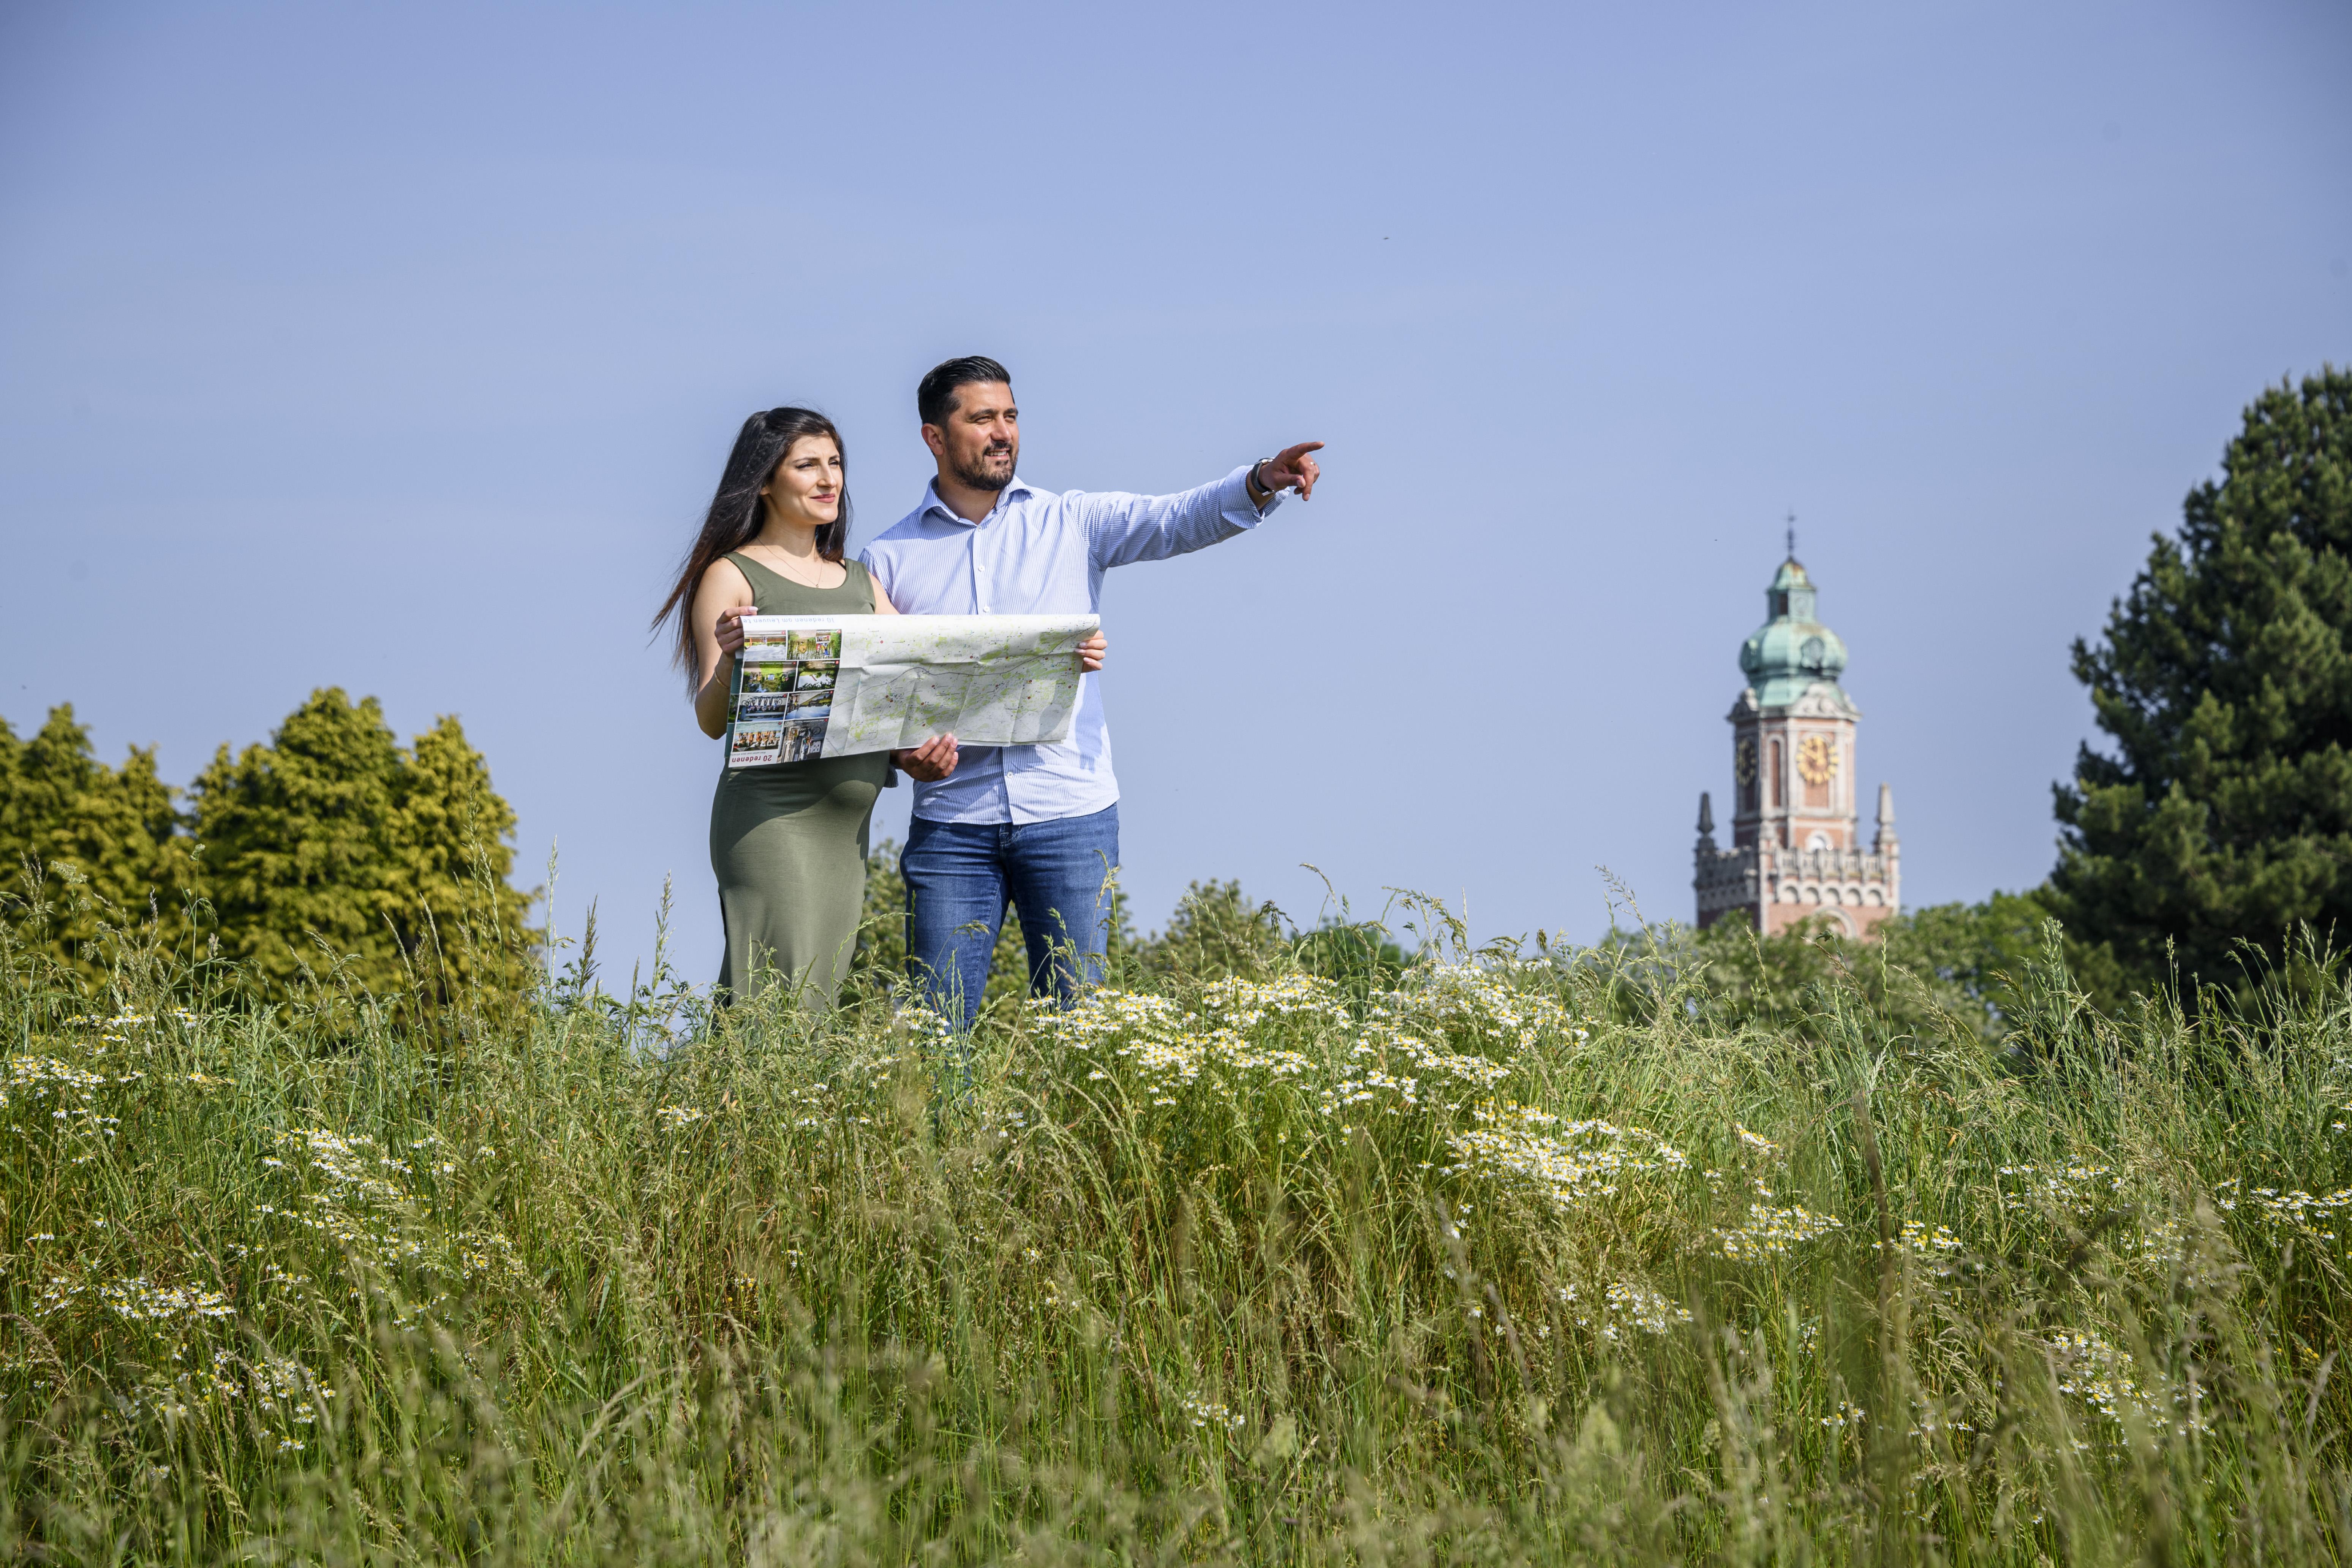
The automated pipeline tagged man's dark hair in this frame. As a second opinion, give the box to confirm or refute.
[918,356,1012,427]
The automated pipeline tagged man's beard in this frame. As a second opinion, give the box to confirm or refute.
[951,444,1015,493]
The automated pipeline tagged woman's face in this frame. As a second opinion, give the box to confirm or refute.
[761,435,843,529]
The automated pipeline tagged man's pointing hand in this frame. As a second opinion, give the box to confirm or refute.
[1251,441,1324,504]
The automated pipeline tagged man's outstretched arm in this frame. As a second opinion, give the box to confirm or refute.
[1084,441,1325,570]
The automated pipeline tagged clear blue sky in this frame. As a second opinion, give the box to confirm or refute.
[4,1,2348,974]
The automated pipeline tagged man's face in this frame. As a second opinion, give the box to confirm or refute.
[923,380,1019,493]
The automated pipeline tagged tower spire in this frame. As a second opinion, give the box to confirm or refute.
[1699,543,1901,939]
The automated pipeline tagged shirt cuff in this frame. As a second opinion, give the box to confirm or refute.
[1220,463,1286,531]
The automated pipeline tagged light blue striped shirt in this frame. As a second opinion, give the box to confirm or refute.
[859,466,1283,825]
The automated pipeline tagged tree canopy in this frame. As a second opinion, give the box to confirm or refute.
[1,690,530,1000]
[2050,366,2352,992]
[191,690,530,999]
[0,705,191,976]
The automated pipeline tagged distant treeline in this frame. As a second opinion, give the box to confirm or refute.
[5,367,2349,1011]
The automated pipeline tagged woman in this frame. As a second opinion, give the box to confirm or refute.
[654,407,1099,1008]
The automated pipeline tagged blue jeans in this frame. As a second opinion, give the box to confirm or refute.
[901,804,1119,1028]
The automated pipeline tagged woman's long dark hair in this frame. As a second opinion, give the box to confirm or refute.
[653,406,851,686]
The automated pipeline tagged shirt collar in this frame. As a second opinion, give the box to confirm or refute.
[919,474,1035,528]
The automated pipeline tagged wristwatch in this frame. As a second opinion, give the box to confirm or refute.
[1249,457,1275,500]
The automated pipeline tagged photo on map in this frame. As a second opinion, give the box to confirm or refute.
[731,725,782,758]
[736,693,793,721]
[793,660,838,692]
[740,662,797,695]
[788,629,841,659]
[781,720,827,762]
[786,690,831,719]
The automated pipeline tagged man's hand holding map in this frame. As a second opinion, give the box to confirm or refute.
[726,613,1100,768]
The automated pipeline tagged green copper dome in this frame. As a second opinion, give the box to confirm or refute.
[1739,558,1848,707]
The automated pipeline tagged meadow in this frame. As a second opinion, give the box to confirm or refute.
[3,865,2349,1565]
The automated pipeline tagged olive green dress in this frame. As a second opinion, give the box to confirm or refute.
[711,552,891,1007]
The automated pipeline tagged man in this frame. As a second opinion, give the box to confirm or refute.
[860,355,1322,1024]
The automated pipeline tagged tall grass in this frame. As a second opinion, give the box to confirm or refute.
[3,879,2348,1564]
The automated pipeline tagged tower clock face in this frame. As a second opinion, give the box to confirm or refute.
[1797,734,1838,786]
[1734,738,1756,784]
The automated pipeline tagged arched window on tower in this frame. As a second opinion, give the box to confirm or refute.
[1768,739,1783,809]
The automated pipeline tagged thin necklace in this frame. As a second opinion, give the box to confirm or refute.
[746,543,837,588]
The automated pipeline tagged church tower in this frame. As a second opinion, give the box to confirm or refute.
[1693,550,1899,938]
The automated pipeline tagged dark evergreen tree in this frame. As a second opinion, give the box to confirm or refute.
[2051,367,2352,992]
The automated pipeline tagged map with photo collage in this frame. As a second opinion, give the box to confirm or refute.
[727,613,1100,768]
